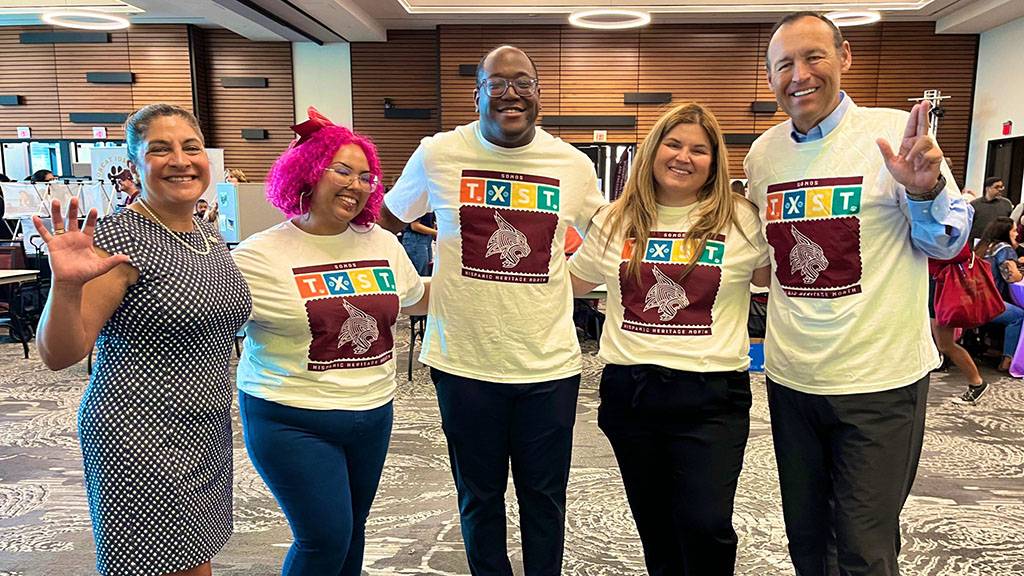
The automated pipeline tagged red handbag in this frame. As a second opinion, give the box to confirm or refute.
[933,246,1005,328]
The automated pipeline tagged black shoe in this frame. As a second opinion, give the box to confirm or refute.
[953,382,988,405]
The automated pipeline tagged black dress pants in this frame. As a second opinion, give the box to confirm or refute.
[766,376,928,576]
[432,368,580,576]
[598,364,752,576]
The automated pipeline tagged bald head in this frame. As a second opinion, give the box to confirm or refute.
[476,45,539,83]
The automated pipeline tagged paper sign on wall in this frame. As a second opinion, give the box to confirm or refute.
[16,126,30,139]
[92,126,108,139]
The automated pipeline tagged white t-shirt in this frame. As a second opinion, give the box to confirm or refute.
[570,200,769,372]
[385,121,606,383]
[744,102,954,394]
[232,220,424,410]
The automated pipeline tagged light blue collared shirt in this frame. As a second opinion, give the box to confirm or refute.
[790,92,852,143]
[789,92,970,259]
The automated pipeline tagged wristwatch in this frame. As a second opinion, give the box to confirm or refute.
[905,173,946,202]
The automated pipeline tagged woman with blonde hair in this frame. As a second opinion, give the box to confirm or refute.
[570,102,770,575]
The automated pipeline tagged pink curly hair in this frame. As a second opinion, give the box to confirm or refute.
[265,125,383,226]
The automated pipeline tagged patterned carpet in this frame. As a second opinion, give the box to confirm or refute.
[1,321,1023,575]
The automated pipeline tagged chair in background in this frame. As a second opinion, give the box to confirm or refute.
[408,315,426,381]
[0,242,37,358]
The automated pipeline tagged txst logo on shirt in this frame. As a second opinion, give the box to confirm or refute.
[619,232,725,336]
[459,169,559,283]
[292,260,399,371]
[763,176,864,299]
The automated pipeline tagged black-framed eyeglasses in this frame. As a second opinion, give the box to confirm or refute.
[324,166,380,190]
[478,77,539,98]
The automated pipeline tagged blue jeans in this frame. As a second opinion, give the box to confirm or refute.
[239,392,393,576]
[432,368,580,576]
[401,232,432,276]
[991,301,1024,357]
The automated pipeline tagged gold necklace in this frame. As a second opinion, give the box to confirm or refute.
[136,199,213,256]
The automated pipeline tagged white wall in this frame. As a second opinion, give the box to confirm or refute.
[292,42,353,128]
[965,16,1024,192]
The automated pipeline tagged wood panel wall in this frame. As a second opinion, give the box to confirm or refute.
[0,25,289,181]
[0,25,193,141]
[352,22,978,185]
[198,29,294,181]
[0,27,63,139]
[351,30,440,186]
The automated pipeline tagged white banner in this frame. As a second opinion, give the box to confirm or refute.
[90,146,134,209]
[79,181,114,217]
[1,183,46,217]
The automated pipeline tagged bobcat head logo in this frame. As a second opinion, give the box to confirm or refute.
[643,265,690,321]
[789,226,829,284]
[337,300,379,355]
[485,211,531,268]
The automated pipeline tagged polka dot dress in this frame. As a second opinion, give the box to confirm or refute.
[83,208,252,575]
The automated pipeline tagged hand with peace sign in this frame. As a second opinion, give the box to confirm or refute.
[876,101,945,196]
[32,198,131,287]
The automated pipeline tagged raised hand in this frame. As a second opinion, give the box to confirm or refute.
[32,198,131,287]
[876,101,944,195]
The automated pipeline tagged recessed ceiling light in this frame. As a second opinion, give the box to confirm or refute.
[41,9,130,31]
[569,9,651,30]
[825,10,882,27]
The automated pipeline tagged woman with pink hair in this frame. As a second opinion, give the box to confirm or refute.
[232,108,427,575]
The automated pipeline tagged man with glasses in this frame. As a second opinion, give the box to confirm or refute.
[379,45,605,575]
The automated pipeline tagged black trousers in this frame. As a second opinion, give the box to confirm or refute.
[598,364,752,576]
[767,376,929,576]
[432,368,580,576]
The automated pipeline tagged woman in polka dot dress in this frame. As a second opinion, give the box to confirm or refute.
[33,103,252,576]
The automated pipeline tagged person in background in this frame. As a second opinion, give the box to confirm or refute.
[377,45,606,576]
[194,198,209,218]
[570,102,770,575]
[973,217,1024,377]
[730,179,747,197]
[961,187,980,202]
[928,251,986,404]
[115,173,140,205]
[745,11,969,575]
[225,168,249,184]
[969,177,1011,244]
[232,108,427,576]
[31,103,251,576]
[401,212,436,275]
[29,169,56,183]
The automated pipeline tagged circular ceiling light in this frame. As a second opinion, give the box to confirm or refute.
[569,9,651,30]
[42,9,130,31]
[825,10,882,27]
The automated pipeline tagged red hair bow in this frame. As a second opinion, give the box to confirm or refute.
[290,106,335,147]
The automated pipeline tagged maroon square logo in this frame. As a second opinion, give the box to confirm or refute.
[460,205,558,284]
[766,218,863,299]
[620,262,722,336]
[305,293,398,371]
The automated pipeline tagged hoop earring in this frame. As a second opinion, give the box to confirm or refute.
[298,189,312,219]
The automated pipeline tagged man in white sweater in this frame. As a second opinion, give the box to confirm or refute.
[744,12,971,576]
